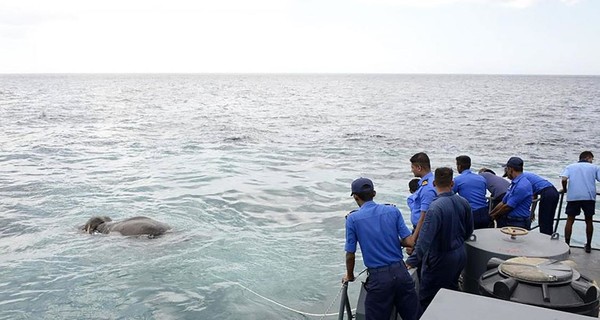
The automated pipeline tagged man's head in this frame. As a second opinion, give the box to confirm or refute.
[433,167,454,191]
[479,167,497,175]
[455,155,471,173]
[410,152,431,178]
[503,156,524,180]
[408,178,420,193]
[351,177,376,204]
[579,151,594,163]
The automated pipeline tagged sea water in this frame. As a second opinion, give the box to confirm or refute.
[1,74,599,319]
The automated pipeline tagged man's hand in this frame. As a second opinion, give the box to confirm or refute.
[406,246,414,255]
[342,274,355,283]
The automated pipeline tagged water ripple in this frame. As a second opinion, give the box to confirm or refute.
[0,74,599,319]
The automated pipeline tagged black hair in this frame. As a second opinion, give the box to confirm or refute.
[510,167,524,173]
[408,178,419,193]
[434,167,453,188]
[580,151,594,160]
[410,152,431,170]
[455,155,471,169]
[482,168,496,175]
[354,191,375,202]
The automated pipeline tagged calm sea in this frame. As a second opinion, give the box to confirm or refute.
[1,74,599,319]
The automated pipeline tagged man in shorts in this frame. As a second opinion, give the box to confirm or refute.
[561,151,600,253]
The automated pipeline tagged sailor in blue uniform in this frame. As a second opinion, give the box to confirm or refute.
[490,157,533,229]
[519,171,559,235]
[453,155,490,229]
[406,167,474,312]
[409,152,437,242]
[343,177,420,320]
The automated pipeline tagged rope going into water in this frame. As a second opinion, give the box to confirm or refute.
[232,280,345,317]
[212,270,367,318]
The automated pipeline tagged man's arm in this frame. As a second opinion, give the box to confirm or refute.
[561,177,568,193]
[411,210,427,240]
[401,234,415,248]
[489,202,512,220]
[343,252,355,283]
[407,205,438,268]
[406,210,426,255]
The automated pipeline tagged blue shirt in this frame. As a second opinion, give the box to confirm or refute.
[345,201,412,268]
[453,169,488,210]
[415,172,437,215]
[406,192,474,267]
[521,172,554,195]
[502,174,533,219]
[479,172,510,200]
[407,193,420,227]
[561,161,600,201]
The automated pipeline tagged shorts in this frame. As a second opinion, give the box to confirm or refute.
[565,200,596,217]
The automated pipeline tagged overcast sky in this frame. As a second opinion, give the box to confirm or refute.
[1,0,598,74]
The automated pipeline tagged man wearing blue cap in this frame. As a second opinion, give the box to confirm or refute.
[489,157,533,229]
[343,177,420,320]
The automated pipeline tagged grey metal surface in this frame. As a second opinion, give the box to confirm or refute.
[479,258,599,317]
[421,289,594,320]
[463,228,570,293]
[569,246,600,283]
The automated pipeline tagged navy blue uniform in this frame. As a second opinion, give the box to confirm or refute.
[406,192,474,311]
[521,172,559,235]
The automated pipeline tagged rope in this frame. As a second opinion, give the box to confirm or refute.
[233,280,344,317]
[211,270,367,318]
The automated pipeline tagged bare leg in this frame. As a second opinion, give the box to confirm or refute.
[564,215,576,245]
[585,215,594,247]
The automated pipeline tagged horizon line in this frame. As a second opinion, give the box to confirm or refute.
[1,72,599,77]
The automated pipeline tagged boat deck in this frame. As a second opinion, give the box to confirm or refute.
[568,246,600,285]
[421,288,596,320]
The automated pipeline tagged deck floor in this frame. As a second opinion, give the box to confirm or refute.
[568,246,600,285]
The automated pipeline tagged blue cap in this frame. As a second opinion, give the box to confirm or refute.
[351,177,374,196]
[503,156,524,169]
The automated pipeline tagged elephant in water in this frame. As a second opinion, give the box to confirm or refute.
[82,216,171,237]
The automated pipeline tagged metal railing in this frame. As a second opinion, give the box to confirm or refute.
[550,191,600,251]
[338,282,352,320]
[488,191,599,251]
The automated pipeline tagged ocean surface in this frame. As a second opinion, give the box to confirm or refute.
[1,74,599,319]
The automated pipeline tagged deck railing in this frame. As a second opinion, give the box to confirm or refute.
[337,282,352,320]
[488,191,599,251]
[549,191,600,251]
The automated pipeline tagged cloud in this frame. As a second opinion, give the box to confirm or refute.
[358,0,582,8]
